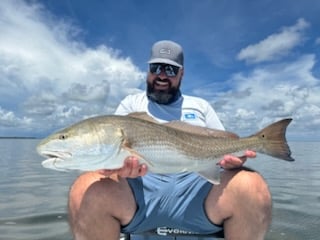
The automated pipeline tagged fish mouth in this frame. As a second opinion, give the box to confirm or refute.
[39,150,72,159]
[40,150,73,171]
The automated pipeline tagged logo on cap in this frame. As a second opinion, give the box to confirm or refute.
[159,48,171,55]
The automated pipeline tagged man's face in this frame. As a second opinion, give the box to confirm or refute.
[146,63,183,104]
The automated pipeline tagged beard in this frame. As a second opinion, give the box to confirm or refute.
[146,77,181,105]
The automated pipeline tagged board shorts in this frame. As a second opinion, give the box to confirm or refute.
[121,172,223,234]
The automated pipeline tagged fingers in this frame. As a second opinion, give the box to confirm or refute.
[98,156,148,179]
[219,150,256,170]
[219,154,244,169]
[119,156,148,178]
[245,150,256,158]
[138,164,148,176]
[118,156,139,178]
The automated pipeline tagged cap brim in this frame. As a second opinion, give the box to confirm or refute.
[148,58,182,68]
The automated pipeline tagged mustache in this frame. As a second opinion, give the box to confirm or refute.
[153,77,171,86]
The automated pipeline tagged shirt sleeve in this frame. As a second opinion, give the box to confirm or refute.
[204,102,225,130]
[114,96,132,115]
[114,92,147,115]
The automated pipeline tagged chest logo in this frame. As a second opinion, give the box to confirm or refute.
[184,113,196,120]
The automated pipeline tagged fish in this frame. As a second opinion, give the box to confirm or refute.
[36,112,294,184]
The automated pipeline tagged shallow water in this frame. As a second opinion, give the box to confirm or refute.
[0,139,319,239]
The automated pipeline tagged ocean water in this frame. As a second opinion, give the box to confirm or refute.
[0,139,319,240]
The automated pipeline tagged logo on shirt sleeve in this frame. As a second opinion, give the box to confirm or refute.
[184,113,196,120]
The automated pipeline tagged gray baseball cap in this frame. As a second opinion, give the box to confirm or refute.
[148,40,184,68]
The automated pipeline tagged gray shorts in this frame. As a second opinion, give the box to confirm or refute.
[121,172,223,234]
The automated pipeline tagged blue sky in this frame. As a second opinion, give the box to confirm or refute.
[1,0,320,140]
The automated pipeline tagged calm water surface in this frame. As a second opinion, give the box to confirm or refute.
[0,139,319,240]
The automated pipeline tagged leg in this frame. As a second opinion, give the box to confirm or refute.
[68,172,136,240]
[205,169,272,240]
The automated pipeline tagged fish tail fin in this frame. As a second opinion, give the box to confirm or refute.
[254,118,294,161]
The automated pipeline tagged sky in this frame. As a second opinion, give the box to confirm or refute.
[0,0,320,141]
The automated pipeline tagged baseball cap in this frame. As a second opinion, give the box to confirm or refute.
[148,40,184,68]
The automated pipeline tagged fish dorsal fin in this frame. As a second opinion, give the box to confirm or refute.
[127,112,238,139]
[165,121,239,139]
[127,112,158,123]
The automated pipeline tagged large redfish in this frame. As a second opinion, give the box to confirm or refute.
[37,113,294,184]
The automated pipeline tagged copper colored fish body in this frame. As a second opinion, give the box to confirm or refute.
[37,113,294,184]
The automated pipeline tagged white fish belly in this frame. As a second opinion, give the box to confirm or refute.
[135,145,217,173]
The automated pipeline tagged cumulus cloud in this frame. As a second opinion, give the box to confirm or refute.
[237,18,309,63]
[0,0,145,136]
[0,107,32,127]
[190,17,320,139]
[195,54,320,139]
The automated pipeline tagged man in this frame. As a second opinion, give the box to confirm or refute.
[68,40,271,240]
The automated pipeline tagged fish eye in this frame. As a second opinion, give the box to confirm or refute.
[59,134,68,140]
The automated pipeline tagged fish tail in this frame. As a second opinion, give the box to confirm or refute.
[253,118,294,161]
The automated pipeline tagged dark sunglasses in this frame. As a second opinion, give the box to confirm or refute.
[149,63,180,77]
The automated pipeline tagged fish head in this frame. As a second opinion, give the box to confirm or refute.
[37,118,126,171]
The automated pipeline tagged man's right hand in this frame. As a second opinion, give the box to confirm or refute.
[97,156,148,178]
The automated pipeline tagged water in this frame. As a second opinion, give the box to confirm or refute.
[0,139,76,240]
[0,139,319,240]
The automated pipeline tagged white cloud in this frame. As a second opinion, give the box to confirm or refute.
[0,107,32,127]
[0,0,145,136]
[237,18,309,63]
[195,54,320,139]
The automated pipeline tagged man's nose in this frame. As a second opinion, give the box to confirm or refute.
[158,69,167,78]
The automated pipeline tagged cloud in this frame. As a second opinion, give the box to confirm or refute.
[237,18,310,63]
[194,54,320,138]
[0,107,32,127]
[0,0,145,136]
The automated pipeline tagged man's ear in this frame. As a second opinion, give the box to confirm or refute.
[180,68,184,78]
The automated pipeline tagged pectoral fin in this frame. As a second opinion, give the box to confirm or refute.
[121,144,155,168]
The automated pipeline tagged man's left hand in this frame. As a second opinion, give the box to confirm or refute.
[219,150,256,169]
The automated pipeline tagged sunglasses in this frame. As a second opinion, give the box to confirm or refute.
[149,63,180,77]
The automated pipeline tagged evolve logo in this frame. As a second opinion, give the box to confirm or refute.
[156,227,197,236]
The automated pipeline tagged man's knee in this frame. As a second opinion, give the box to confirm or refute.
[69,172,106,213]
[208,169,272,239]
[68,172,137,227]
[205,168,272,224]
[235,169,272,208]
[228,169,272,229]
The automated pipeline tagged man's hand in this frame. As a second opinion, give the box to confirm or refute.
[219,150,256,170]
[98,156,148,178]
